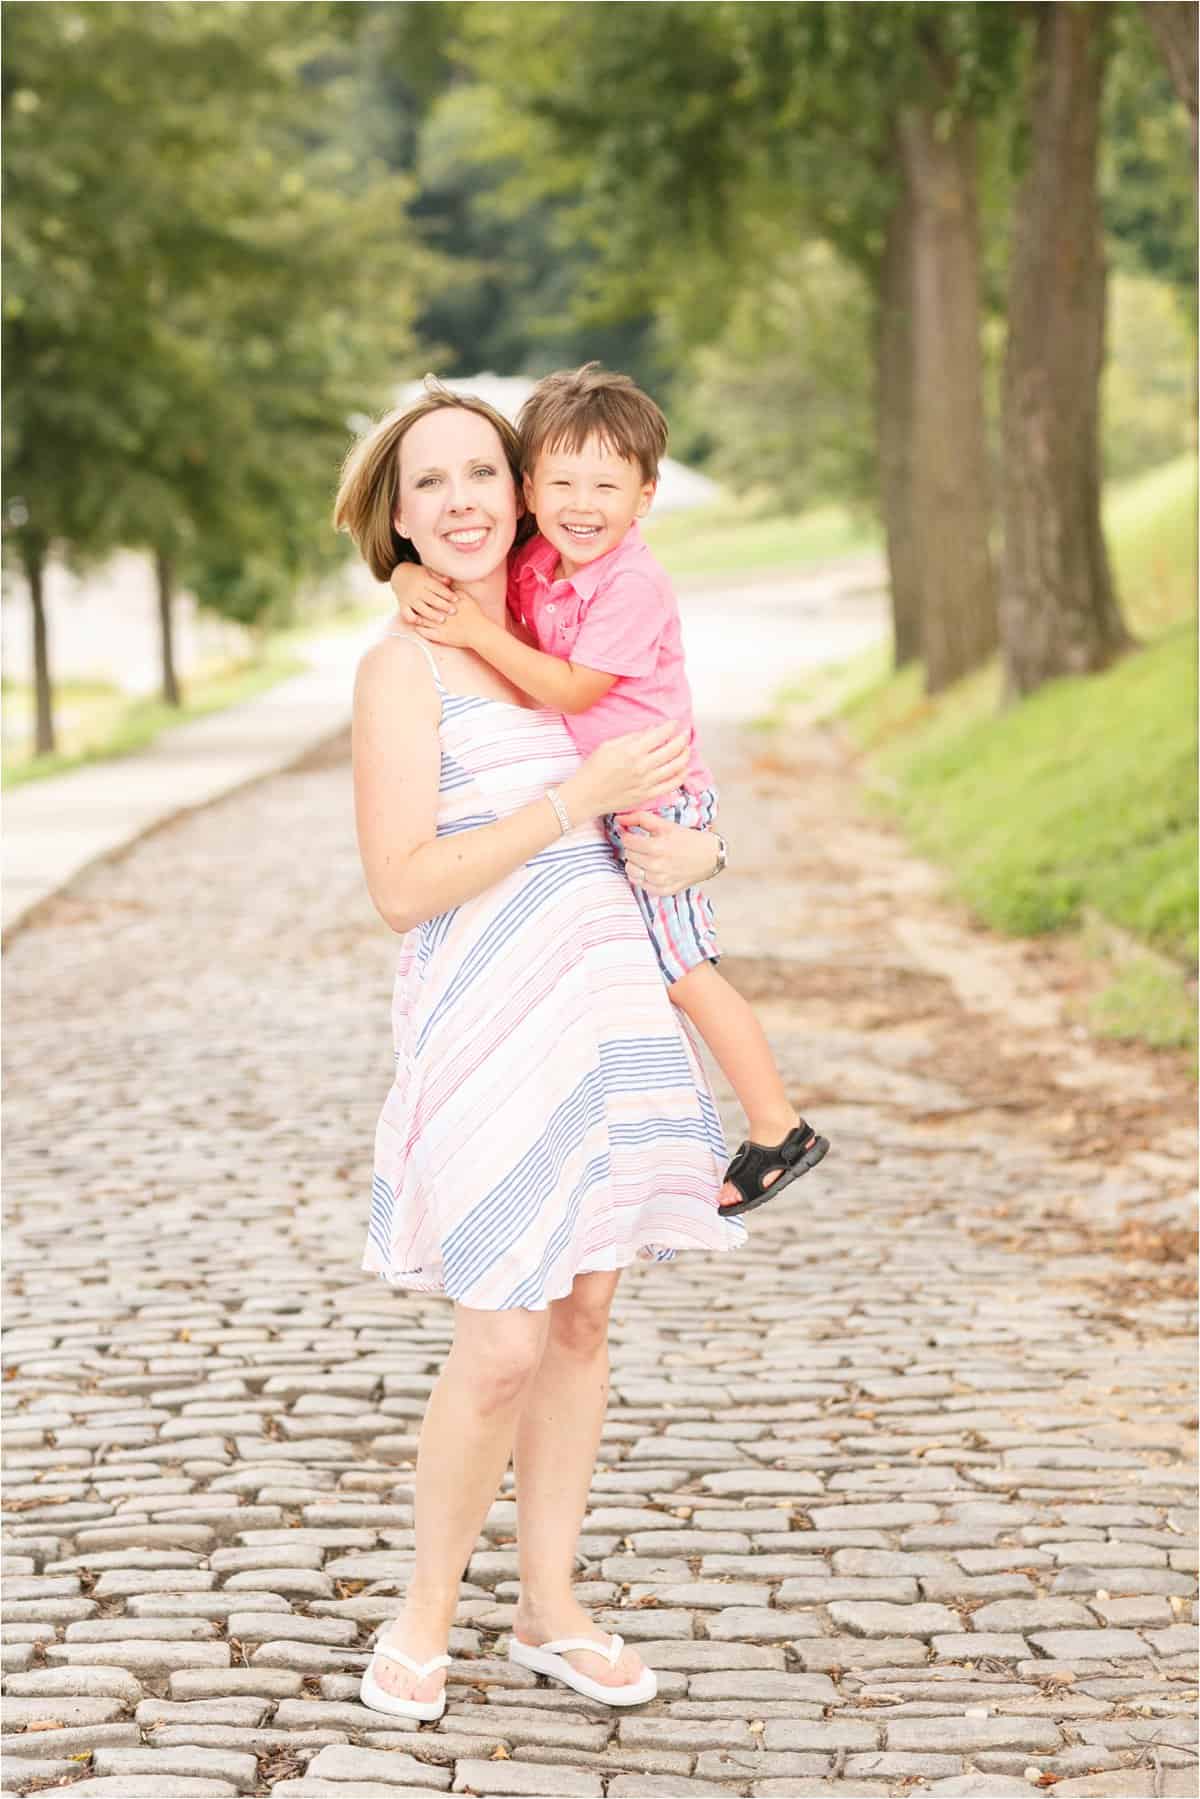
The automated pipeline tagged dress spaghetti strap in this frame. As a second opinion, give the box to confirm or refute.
[384,630,445,693]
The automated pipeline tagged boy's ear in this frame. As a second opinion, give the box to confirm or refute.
[521,472,536,512]
[635,479,657,520]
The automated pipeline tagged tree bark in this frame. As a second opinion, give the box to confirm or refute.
[1142,1,1198,164]
[897,99,997,694]
[1000,2,1129,701]
[875,170,923,670]
[155,547,182,708]
[26,539,55,756]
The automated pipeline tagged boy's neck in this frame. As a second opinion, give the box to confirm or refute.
[552,520,636,584]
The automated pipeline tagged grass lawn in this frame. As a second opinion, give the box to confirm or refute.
[2,598,377,790]
[3,641,307,790]
[643,499,879,580]
[771,456,1197,1051]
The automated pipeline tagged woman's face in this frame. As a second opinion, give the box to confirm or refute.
[395,407,520,581]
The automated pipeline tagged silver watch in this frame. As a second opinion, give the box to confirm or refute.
[709,832,728,878]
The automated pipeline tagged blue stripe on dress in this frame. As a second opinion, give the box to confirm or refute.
[499,1150,610,1309]
[415,845,619,1054]
[442,1069,606,1291]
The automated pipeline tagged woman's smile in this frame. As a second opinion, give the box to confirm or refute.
[442,524,491,551]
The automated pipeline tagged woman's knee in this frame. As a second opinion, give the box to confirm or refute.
[451,1308,547,1412]
[550,1273,618,1359]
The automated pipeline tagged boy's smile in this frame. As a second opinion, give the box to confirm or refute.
[524,435,656,580]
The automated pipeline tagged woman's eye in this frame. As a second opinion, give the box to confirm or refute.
[473,465,497,477]
[416,476,438,489]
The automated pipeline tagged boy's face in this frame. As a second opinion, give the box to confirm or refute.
[523,435,655,578]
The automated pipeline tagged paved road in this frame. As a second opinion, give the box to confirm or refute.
[3,709,1196,1799]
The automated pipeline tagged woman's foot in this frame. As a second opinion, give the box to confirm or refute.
[512,1598,647,1689]
[367,1613,450,1707]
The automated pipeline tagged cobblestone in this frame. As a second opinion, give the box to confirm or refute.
[4,711,1196,1796]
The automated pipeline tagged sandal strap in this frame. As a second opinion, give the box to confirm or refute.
[373,1637,451,1679]
[539,1632,622,1664]
[725,1123,817,1200]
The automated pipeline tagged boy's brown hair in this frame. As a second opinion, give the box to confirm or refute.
[517,362,668,485]
[332,378,531,581]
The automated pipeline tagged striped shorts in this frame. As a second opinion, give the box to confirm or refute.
[605,786,720,985]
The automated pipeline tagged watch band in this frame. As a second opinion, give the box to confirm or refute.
[709,832,728,878]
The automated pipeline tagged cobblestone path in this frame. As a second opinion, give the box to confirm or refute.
[4,716,1196,1799]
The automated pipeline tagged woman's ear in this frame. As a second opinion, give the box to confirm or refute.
[393,509,406,538]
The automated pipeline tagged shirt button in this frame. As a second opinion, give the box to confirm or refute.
[547,604,556,614]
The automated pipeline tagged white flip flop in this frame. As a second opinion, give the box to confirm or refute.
[360,1630,450,1721]
[508,1631,657,1707]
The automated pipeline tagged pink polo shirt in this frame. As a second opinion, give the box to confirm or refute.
[507,524,713,799]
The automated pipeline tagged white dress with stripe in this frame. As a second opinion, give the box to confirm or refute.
[365,637,746,1310]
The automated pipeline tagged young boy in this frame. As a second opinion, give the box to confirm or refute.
[391,363,828,1216]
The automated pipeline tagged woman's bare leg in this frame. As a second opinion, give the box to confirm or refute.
[372,1301,549,1703]
[511,1270,645,1688]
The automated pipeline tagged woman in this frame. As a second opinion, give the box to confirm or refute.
[334,386,745,1720]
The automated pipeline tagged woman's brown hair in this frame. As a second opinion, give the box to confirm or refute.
[333,378,532,582]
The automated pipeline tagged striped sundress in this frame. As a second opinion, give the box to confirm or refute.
[365,635,747,1310]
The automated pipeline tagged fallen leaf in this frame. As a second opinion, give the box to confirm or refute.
[27,1719,65,1731]
[490,1744,511,1760]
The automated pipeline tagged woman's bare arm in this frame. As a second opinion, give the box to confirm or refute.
[353,641,691,933]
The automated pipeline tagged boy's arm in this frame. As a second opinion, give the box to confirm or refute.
[417,597,617,712]
[470,614,617,713]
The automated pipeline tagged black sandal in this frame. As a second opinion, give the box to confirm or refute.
[719,1121,829,1218]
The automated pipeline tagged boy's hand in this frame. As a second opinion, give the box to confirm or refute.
[389,562,457,627]
[415,592,485,650]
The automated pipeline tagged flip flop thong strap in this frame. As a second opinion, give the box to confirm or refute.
[374,1642,451,1678]
[539,1633,622,1665]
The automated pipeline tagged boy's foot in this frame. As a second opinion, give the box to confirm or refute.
[718,1120,829,1216]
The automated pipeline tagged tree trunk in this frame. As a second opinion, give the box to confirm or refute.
[155,547,182,707]
[26,539,55,756]
[875,169,923,670]
[1142,1,1198,165]
[897,99,997,694]
[1000,2,1129,701]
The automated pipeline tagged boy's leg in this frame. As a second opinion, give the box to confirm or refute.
[670,960,798,1155]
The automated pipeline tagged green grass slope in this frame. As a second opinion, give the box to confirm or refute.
[846,624,1195,964]
[825,457,1196,1049]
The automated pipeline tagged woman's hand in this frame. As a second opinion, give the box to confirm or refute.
[390,562,458,627]
[616,812,722,897]
[563,723,690,822]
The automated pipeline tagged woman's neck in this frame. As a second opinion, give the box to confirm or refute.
[453,567,508,629]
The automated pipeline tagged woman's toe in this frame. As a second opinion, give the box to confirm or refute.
[582,1640,644,1686]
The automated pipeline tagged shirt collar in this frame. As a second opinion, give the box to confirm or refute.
[525,522,643,600]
